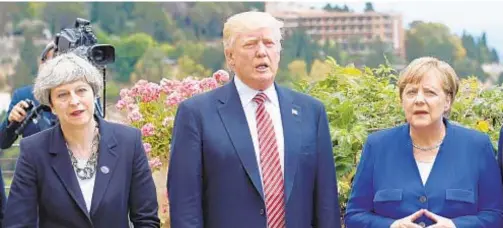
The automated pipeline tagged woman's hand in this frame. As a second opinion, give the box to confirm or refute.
[390,209,425,228]
[424,210,456,228]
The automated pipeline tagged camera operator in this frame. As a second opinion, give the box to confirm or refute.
[0,42,58,149]
[0,18,112,150]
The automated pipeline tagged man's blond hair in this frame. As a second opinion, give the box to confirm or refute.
[222,11,284,51]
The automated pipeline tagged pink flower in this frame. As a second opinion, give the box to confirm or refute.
[165,92,184,107]
[148,157,162,169]
[127,110,143,122]
[160,78,182,94]
[127,103,138,111]
[141,123,155,136]
[213,69,230,83]
[116,99,127,110]
[181,77,202,97]
[140,82,161,103]
[119,88,129,98]
[143,142,152,154]
[200,77,218,91]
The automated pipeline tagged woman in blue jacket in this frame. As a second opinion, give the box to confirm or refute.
[345,57,503,228]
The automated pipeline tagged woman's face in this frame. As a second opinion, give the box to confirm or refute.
[50,80,95,128]
[401,70,451,128]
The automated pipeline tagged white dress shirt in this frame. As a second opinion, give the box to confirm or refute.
[234,76,285,180]
[416,156,436,186]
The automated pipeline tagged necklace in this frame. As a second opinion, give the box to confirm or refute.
[412,140,443,151]
[67,123,100,180]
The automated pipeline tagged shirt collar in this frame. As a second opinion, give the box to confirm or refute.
[234,75,279,107]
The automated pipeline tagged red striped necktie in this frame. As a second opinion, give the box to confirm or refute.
[253,92,286,228]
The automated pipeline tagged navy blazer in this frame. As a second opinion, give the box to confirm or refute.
[345,120,503,227]
[4,117,160,228]
[167,81,341,228]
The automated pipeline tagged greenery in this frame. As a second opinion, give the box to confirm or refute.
[295,58,503,211]
[1,2,500,91]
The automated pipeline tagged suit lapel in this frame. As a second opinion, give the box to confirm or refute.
[217,82,264,200]
[49,125,90,220]
[90,118,118,215]
[424,120,454,190]
[276,86,301,203]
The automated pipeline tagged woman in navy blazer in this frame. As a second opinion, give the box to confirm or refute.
[4,52,160,227]
[345,57,503,228]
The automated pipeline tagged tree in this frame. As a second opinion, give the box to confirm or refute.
[364,38,397,67]
[11,32,40,89]
[452,58,488,80]
[405,21,466,64]
[323,4,333,11]
[200,45,226,72]
[131,44,174,83]
[461,32,477,60]
[89,2,133,35]
[309,59,331,81]
[287,60,308,81]
[490,48,499,63]
[112,33,156,82]
[364,2,375,12]
[176,55,211,79]
[42,2,88,34]
[129,2,179,43]
[281,29,320,72]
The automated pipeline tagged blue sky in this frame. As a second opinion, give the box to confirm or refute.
[307,1,503,60]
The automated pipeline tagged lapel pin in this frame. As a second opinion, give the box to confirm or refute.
[292,108,298,116]
[100,166,109,174]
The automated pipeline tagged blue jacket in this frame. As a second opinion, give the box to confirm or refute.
[168,81,342,228]
[4,117,160,227]
[345,120,503,227]
[0,85,57,149]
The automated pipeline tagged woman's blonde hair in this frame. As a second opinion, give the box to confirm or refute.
[398,56,459,104]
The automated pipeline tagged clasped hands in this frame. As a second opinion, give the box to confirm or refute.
[390,209,456,228]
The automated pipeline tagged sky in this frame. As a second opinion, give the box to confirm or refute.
[306,1,503,59]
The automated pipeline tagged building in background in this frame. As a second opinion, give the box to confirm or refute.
[266,2,405,58]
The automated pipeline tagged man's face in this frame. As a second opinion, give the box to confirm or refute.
[225,27,281,91]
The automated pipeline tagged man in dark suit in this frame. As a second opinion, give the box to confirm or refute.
[167,11,341,228]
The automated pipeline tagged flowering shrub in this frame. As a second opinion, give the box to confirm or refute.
[116,70,230,226]
[296,57,503,216]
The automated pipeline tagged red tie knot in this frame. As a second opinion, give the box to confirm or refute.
[253,92,268,105]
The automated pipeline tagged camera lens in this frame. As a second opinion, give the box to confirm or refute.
[92,49,104,62]
[89,45,115,65]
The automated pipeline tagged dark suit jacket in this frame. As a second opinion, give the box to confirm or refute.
[4,117,160,228]
[345,120,503,227]
[167,80,341,228]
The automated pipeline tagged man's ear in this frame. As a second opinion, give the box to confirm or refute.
[224,49,234,68]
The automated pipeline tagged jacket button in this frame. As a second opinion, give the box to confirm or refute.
[260,209,265,215]
[419,196,427,203]
[418,222,426,227]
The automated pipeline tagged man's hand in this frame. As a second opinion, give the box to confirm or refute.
[390,209,425,228]
[8,100,30,123]
[424,210,456,228]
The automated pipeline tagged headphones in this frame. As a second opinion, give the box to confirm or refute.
[40,42,57,62]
